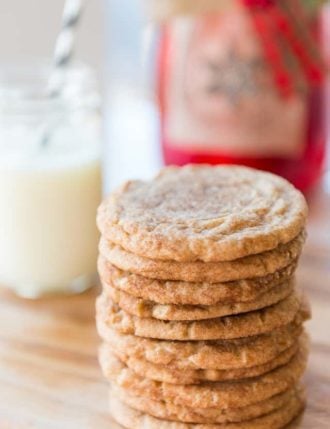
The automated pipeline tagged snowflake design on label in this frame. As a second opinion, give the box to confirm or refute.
[204,48,266,104]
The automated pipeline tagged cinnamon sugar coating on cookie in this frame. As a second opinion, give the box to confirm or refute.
[102,340,308,408]
[98,165,307,262]
[109,392,305,429]
[111,384,304,425]
[97,312,307,370]
[104,277,294,321]
[99,232,305,283]
[96,292,303,341]
[101,338,300,384]
[98,257,297,305]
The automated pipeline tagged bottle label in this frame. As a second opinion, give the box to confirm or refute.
[162,8,308,158]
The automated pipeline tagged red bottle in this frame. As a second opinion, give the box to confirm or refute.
[157,0,327,192]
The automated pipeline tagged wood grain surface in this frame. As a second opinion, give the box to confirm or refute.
[0,189,329,429]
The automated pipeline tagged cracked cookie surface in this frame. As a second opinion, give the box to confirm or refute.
[102,340,308,409]
[99,232,305,283]
[97,165,307,263]
[98,257,297,305]
[97,311,307,370]
[96,291,303,341]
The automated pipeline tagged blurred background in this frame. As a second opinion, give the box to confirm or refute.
[0,0,103,72]
[1,0,328,191]
[0,2,329,427]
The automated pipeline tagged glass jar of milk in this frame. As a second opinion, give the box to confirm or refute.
[0,62,102,298]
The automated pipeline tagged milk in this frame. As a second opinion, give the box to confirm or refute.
[0,137,102,298]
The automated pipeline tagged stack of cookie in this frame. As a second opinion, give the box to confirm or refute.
[96,165,310,429]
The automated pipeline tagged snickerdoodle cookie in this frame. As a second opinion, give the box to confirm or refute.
[101,340,308,409]
[103,277,294,321]
[96,291,302,341]
[97,311,307,370]
[111,384,304,424]
[99,233,305,283]
[108,392,304,429]
[98,257,297,306]
[96,165,310,429]
[100,338,299,384]
[98,165,307,263]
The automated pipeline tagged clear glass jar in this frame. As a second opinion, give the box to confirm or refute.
[0,62,102,298]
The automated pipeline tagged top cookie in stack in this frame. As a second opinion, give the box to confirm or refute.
[98,165,307,265]
[96,165,310,429]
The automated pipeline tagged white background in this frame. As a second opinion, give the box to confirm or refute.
[0,0,103,72]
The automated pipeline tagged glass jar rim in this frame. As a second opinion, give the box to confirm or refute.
[0,59,99,115]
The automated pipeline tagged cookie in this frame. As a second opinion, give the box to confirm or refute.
[103,278,294,321]
[97,165,307,263]
[97,312,307,370]
[96,291,302,341]
[100,338,299,384]
[99,232,305,283]
[108,386,305,428]
[101,340,308,409]
[111,384,304,424]
[98,257,297,306]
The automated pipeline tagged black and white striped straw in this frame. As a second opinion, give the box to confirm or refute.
[48,0,84,96]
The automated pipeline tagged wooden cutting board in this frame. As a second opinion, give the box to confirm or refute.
[0,189,329,429]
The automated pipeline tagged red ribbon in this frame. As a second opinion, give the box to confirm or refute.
[241,0,325,96]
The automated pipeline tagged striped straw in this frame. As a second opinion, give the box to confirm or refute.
[48,0,84,96]
[41,0,84,146]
